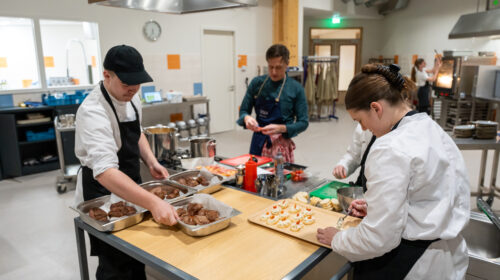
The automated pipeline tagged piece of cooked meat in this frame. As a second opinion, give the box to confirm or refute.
[182,215,196,225]
[150,187,167,199]
[177,178,187,185]
[193,215,210,225]
[187,203,203,216]
[177,208,187,216]
[185,178,198,187]
[205,210,220,222]
[89,207,108,222]
[124,206,137,215]
[110,201,126,211]
[108,209,125,218]
[196,176,209,186]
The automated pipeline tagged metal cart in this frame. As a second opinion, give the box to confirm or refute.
[54,115,80,194]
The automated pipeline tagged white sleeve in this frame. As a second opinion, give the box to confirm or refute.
[336,125,364,176]
[75,105,119,179]
[331,143,410,261]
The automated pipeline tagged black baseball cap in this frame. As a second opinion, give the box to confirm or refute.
[103,45,153,85]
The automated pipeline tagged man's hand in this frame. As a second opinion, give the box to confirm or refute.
[149,161,169,179]
[317,227,339,246]
[349,199,368,217]
[333,165,347,179]
[261,124,286,135]
[244,115,259,132]
[150,199,179,226]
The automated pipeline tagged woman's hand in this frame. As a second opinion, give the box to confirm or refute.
[317,227,340,246]
[150,199,179,226]
[261,124,286,135]
[149,161,169,179]
[244,115,259,132]
[349,199,368,217]
[333,165,347,179]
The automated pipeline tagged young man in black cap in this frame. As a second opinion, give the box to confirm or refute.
[74,45,178,279]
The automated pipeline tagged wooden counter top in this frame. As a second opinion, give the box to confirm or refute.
[113,187,323,279]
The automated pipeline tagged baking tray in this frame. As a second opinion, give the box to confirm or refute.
[72,195,146,232]
[167,170,224,194]
[172,195,241,237]
[140,180,197,203]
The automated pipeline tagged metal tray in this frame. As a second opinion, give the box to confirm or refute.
[167,170,224,194]
[140,180,197,203]
[72,196,146,232]
[172,196,241,237]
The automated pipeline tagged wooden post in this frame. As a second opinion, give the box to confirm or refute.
[273,0,299,66]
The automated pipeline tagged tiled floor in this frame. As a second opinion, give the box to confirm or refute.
[0,106,498,279]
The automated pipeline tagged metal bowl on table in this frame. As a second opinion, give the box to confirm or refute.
[337,187,364,213]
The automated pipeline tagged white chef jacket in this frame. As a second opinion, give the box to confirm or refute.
[415,67,430,87]
[73,83,142,206]
[335,124,373,177]
[331,113,470,279]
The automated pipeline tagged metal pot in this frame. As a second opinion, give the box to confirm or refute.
[189,137,216,158]
[143,125,179,161]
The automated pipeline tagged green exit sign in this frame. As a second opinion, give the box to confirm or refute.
[489,0,500,9]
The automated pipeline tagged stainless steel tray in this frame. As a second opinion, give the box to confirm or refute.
[72,196,146,232]
[140,180,197,203]
[167,170,224,194]
[172,196,241,237]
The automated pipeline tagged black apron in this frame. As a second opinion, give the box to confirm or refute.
[351,110,439,280]
[249,75,286,155]
[82,82,145,280]
[417,82,431,115]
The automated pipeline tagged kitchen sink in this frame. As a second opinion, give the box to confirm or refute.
[462,211,500,280]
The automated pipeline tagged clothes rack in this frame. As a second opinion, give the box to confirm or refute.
[303,56,339,121]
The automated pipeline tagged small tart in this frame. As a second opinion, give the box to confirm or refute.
[278,199,290,209]
[303,215,315,225]
[260,211,271,221]
[277,219,291,228]
[279,210,289,220]
[267,215,279,225]
[303,207,314,216]
[290,221,303,232]
[290,212,303,222]
[271,205,280,215]
[288,204,302,214]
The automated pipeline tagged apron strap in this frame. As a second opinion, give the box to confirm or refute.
[100,81,139,127]
[254,75,287,102]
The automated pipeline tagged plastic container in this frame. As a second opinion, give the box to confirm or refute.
[244,157,258,192]
[26,127,55,142]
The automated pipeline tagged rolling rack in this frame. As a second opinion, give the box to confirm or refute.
[303,56,339,121]
[54,115,80,193]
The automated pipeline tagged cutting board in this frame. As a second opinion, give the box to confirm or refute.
[248,200,361,248]
[219,154,273,167]
[309,180,352,199]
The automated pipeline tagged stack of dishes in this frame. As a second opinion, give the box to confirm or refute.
[474,121,498,139]
[453,125,475,138]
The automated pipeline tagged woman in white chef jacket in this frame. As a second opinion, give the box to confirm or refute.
[317,64,470,279]
[411,58,440,114]
[332,123,373,182]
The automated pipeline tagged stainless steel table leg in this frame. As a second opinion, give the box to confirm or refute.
[74,219,90,280]
[488,149,499,205]
[477,149,488,200]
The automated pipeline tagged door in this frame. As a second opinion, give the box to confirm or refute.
[202,30,235,134]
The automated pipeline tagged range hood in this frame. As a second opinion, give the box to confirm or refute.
[89,0,257,14]
[449,9,500,39]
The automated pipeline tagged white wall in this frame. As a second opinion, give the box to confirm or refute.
[0,0,273,108]
[379,0,500,75]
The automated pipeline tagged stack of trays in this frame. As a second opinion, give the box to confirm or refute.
[453,125,475,138]
[474,121,498,139]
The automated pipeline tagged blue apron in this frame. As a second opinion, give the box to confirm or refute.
[249,75,286,155]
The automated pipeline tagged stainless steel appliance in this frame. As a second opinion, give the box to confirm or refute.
[187,119,198,137]
[189,137,216,158]
[433,55,497,99]
[143,125,179,161]
[197,117,208,136]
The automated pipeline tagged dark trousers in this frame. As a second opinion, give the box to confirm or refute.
[92,236,146,280]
